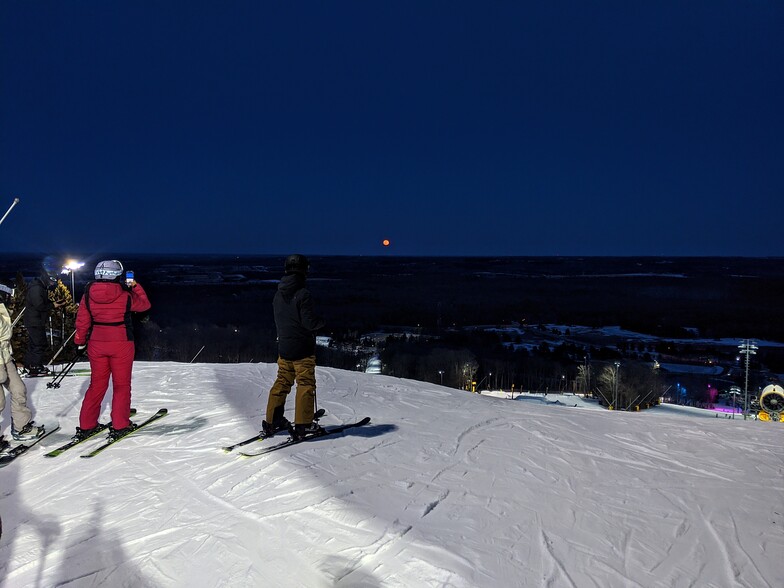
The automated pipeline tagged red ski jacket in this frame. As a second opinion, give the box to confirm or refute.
[74,282,151,345]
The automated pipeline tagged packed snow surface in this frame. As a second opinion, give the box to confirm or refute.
[1,362,783,587]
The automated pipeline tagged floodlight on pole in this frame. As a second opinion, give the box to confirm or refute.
[62,260,85,299]
[729,386,741,419]
[738,339,758,419]
[614,361,621,409]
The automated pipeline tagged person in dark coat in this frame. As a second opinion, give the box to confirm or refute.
[262,254,326,440]
[23,267,62,376]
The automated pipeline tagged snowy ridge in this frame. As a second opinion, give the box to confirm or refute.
[1,362,782,587]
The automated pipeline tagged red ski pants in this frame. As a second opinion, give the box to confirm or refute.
[79,340,135,430]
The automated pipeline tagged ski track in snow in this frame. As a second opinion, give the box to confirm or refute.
[1,362,783,587]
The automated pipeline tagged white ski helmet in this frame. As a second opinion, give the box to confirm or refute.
[94,259,124,281]
[0,282,14,304]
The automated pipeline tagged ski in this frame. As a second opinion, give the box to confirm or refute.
[238,417,371,458]
[222,408,325,453]
[44,408,138,457]
[0,424,61,468]
[80,408,168,458]
[23,370,53,378]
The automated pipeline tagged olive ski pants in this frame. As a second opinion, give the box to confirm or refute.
[266,355,317,426]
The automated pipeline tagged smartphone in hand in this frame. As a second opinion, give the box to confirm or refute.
[126,270,135,286]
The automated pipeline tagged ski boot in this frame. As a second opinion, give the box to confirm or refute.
[25,366,52,377]
[261,417,292,438]
[73,425,106,442]
[108,422,138,441]
[292,422,326,441]
[12,421,45,441]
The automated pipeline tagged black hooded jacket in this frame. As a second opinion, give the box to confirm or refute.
[24,273,54,328]
[273,273,325,361]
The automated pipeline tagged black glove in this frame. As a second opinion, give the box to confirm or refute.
[77,344,87,352]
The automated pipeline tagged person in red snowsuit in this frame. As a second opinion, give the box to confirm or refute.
[73,260,151,438]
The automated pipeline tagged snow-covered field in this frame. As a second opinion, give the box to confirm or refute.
[1,362,783,587]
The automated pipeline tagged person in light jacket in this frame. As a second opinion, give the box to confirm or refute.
[0,281,43,449]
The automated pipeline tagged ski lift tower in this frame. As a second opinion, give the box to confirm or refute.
[738,340,758,420]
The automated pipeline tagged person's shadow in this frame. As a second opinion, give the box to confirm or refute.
[52,497,152,587]
[0,463,61,588]
[0,461,20,586]
[320,555,383,587]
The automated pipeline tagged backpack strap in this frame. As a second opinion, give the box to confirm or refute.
[84,282,134,341]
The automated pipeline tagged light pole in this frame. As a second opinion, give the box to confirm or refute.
[438,370,444,386]
[583,355,588,395]
[63,260,84,299]
[614,361,621,409]
[729,386,741,419]
[738,340,758,419]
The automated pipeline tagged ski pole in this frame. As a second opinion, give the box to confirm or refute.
[47,348,86,389]
[47,329,76,366]
[11,307,25,328]
[0,197,19,227]
[190,345,205,363]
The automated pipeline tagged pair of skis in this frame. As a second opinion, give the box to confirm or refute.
[6,408,167,462]
[1,409,169,466]
[221,408,326,452]
[36,406,138,458]
[224,415,371,458]
[0,424,61,468]
[51,408,169,458]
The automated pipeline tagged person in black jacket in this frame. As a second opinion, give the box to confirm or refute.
[23,267,63,376]
[262,254,326,440]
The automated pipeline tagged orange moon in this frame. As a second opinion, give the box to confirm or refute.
[382,239,391,247]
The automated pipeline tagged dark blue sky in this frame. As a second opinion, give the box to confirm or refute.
[1,1,782,257]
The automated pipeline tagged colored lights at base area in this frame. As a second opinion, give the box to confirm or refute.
[708,385,784,422]
[712,407,742,414]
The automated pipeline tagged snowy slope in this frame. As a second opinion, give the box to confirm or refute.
[1,362,783,587]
